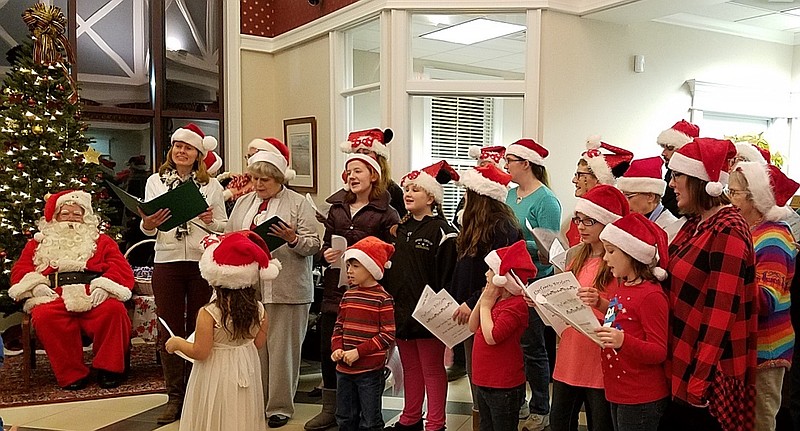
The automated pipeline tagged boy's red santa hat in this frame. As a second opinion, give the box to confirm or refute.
[599,213,669,281]
[734,142,770,165]
[668,137,736,197]
[340,128,393,158]
[457,163,512,203]
[484,240,537,295]
[506,138,548,167]
[616,157,667,196]
[203,151,223,175]
[575,184,630,225]
[43,189,93,222]
[199,231,281,289]
[400,160,460,204]
[657,120,699,150]
[581,136,633,185]
[171,123,217,158]
[733,162,800,222]
[247,137,296,181]
[468,145,506,167]
[341,154,382,191]
[342,236,395,281]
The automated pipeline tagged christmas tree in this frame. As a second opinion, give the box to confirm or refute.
[0,3,117,315]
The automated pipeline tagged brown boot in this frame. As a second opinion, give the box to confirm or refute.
[471,410,479,431]
[304,388,337,431]
[157,353,185,424]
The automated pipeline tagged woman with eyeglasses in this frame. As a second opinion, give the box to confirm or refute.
[550,185,628,431]
[660,138,758,431]
[226,138,322,429]
[503,139,561,429]
[726,162,798,431]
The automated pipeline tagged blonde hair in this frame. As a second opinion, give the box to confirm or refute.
[569,243,614,292]
[158,143,211,184]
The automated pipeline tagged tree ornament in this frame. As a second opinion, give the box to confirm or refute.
[80,175,89,183]
[83,146,101,164]
[23,3,79,103]
[32,124,43,135]
[28,98,36,107]
[16,162,24,170]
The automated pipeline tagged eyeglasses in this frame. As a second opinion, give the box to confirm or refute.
[574,171,594,179]
[658,144,676,151]
[623,192,640,200]
[571,216,599,226]
[504,157,526,164]
[727,188,750,197]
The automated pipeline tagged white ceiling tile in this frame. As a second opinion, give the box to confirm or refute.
[691,3,770,21]
[729,0,800,13]
[737,12,800,30]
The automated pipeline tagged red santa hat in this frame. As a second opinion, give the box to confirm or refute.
[400,160,460,204]
[734,142,770,165]
[171,123,217,158]
[44,190,93,222]
[457,163,512,203]
[668,137,736,197]
[468,145,506,167]
[203,151,223,175]
[616,157,667,196]
[341,154,382,191]
[599,213,669,281]
[483,240,537,295]
[575,184,630,225]
[199,231,281,289]
[247,137,296,181]
[733,162,800,222]
[581,136,634,185]
[342,236,395,281]
[506,139,548,167]
[657,120,699,150]
[340,128,393,158]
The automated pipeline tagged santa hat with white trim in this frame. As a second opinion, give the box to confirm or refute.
[657,120,699,150]
[733,162,800,222]
[171,123,217,159]
[43,189,93,222]
[506,138,548,167]
[457,163,512,203]
[204,151,223,175]
[340,128,393,158]
[199,231,281,289]
[400,160,460,204]
[342,236,395,281]
[484,240,537,296]
[734,142,770,165]
[599,213,669,281]
[616,157,667,196]
[247,137,296,181]
[668,137,737,197]
[468,145,506,168]
[341,154,382,191]
[581,136,634,185]
[574,184,630,225]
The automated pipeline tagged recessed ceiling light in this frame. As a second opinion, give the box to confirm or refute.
[420,18,526,45]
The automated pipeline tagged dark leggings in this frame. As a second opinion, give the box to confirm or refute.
[320,311,338,389]
[152,261,213,346]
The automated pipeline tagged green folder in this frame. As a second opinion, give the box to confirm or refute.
[251,215,289,251]
[106,181,209,232]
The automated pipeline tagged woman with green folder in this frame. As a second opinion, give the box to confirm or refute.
[139,123,228,424]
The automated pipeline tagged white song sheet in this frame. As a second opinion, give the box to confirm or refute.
[411,286,472,349]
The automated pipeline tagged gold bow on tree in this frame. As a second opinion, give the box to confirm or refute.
[22,3,79,104]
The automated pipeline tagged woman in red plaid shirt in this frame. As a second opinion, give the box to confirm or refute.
[660,138,757,431]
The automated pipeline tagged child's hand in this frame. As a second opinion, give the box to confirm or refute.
[577,286,599,308]
[452,303,472,325]
[594,327,624,349]
[481,283,501,301]
[331,349,345,362]
[342,349,359,366]
[522,294,536,308]
[323,248,343,264]
[165,336,183,354]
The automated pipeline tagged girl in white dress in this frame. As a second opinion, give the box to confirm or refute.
[166,231,281,431]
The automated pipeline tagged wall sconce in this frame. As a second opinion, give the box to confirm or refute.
[633,55,645,73]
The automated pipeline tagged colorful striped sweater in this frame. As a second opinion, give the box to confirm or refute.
[331,284,396,374]
[752,221,798,369]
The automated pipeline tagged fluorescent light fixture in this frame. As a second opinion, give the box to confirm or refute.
[421,18,526,45]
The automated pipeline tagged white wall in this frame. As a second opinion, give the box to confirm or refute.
[538,11,795,214]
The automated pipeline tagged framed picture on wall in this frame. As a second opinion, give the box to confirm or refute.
[283,116,318,194]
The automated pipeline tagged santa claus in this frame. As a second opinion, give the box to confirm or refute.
[9,190,134,390]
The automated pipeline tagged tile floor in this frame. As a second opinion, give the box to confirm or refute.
[1,366,578,431]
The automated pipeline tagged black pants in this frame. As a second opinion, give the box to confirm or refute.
[320,311,338,389]
[657,399,721,431]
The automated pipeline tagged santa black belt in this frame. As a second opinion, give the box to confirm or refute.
[48,271,100,286]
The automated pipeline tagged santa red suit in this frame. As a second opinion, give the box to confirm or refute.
[9,190,134,388]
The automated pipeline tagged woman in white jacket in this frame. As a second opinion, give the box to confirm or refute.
[139,123,227,424]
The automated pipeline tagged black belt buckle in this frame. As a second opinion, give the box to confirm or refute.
[49,271,99,286]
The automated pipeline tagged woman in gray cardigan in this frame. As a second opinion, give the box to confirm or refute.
[227,138,321,428]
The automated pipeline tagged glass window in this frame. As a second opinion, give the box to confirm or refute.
[345,19,380,88]
[348,90,381,132]
[86,120,153,197]
[165,118,221,167]
[411,13,526,81]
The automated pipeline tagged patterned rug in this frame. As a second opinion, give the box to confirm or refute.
[0,342,165,407]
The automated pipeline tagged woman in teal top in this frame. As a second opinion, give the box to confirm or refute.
[504,138,562,430]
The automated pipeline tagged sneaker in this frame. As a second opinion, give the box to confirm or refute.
[518,402,530,420]
[268,415,290,428]
[521,414,549,431]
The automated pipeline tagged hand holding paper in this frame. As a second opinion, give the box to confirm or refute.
[159,317,195,363]
[411,286,472,349]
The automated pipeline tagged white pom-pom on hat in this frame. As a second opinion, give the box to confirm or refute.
[705,181,724,197]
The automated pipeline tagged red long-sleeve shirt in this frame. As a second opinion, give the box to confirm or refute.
[331,284,396,374]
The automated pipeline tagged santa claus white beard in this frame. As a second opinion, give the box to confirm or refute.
[34,218,100,273]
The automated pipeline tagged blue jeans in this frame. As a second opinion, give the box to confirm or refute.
[550,380,613,431]
[520,308,551,415]
[336,369,385,431]
[475,384,525,431]
[610,398,668,431]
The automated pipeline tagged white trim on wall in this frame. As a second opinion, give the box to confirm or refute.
[225,0,243,172]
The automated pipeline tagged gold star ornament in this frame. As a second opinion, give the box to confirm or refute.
[83,146,101,164]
